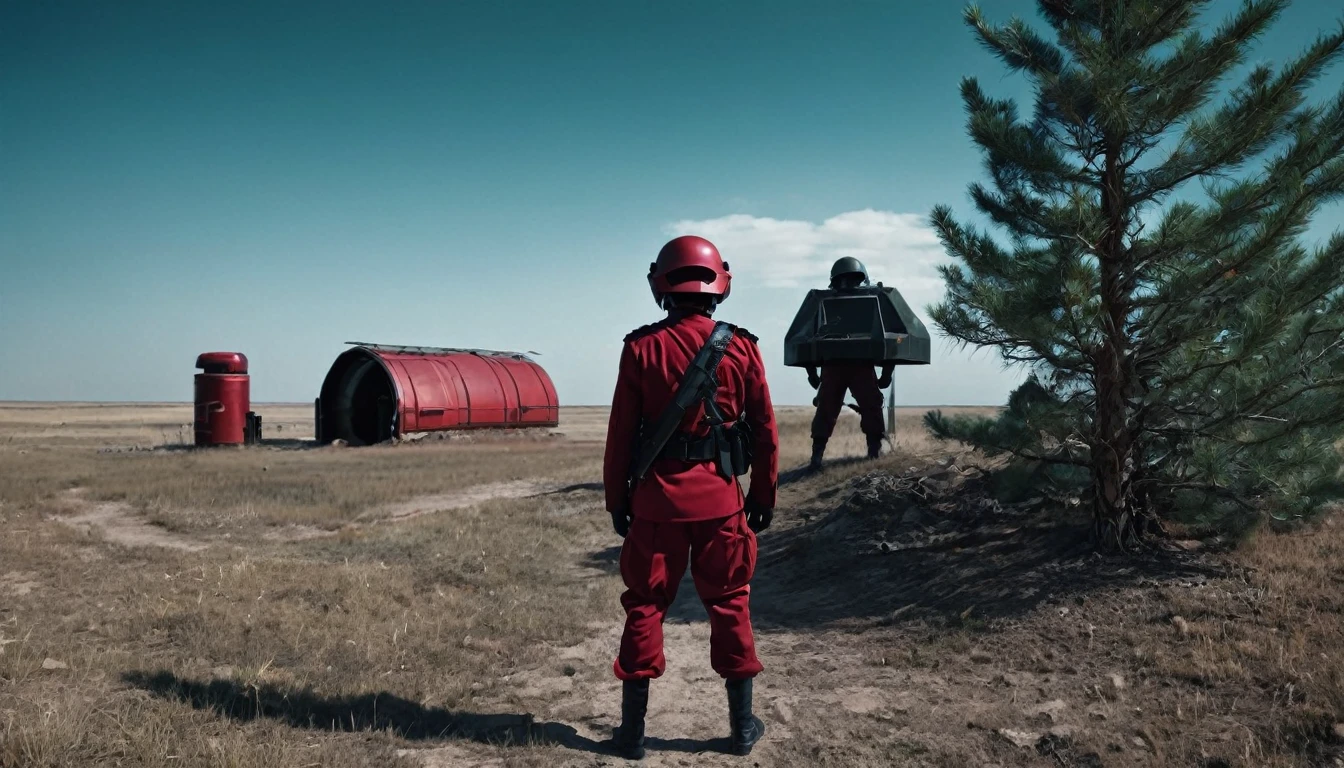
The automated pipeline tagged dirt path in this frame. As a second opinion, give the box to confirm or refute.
[51,488,206,552]
[262,479,562,542]
[386,471,1202,768]
[393,614,1062,768]
[397,621,802,768]
[359,479,554,523]
[53,480,565,550]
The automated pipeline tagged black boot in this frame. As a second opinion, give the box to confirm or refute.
[808,439,826,472]
[726,677,765,756]
[612,679,648,760]
[866,434,883,459]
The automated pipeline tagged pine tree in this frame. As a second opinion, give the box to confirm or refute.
[926,0,1344,551]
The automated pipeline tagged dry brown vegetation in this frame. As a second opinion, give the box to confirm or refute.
[1,403,1342,767]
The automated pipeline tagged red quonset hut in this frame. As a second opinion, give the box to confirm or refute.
[315,342,560,445]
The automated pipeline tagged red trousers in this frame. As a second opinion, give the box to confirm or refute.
[614,512,763,681]
[812,363,886,442]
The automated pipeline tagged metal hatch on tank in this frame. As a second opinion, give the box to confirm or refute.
[783,284,932,367]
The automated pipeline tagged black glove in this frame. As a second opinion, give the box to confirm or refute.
[745,500,773,533]
[877,365,894,390]
[610,508,631,538]
[808,373,821,390]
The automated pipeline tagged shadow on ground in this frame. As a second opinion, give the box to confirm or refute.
[542,459,864,498]
[778,456,873,486]
[123,671,729,756]
[152,438,319,452]
[545,482,606,495]
[746,515,1221,630]
[583,473,1223,632]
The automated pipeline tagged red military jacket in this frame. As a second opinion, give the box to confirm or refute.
[603,310,779,522]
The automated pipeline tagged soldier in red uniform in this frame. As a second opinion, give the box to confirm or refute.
[603,235,779,760]
[806,257,895,471]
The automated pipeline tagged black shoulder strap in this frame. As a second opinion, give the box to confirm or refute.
[630,322,735,481]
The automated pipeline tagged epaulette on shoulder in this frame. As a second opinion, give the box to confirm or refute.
[623,323,659,344]
[732,325,759,344]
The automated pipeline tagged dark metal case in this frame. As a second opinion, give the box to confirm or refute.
[783,284,932,367]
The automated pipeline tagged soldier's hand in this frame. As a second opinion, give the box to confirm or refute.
[808,373,821,390]
[877,373,892,389]
[745,500,773,533]
[610,508,632,538]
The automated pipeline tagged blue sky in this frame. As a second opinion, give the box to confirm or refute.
[2,0,1341,406]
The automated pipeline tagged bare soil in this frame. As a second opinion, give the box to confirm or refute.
[2,403,1341,768]
[51,488,207,552]
[363,480,557,523]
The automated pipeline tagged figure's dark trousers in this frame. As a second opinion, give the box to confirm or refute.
[812,363,886,442]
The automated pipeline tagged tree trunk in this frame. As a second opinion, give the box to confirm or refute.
[1092,353,1137,550]
[1092,139,1141,552]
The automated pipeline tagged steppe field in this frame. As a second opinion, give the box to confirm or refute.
[2,402,1343,768]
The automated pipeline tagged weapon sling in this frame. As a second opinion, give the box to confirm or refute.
[630,322,738,483]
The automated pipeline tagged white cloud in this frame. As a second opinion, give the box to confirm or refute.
[664,209,947,306]
[660,209,1023,406]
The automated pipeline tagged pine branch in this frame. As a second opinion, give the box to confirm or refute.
[1134,25,1344,204]
[966,7,1067,79]
[935,1,1344,539]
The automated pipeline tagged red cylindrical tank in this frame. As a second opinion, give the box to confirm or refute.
[194,352,250,446]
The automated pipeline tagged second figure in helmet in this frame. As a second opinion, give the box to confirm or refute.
[806,257,896,471]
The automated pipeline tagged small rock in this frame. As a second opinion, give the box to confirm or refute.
[970,649,994,663]
[997,728,1042,748]
[331,439,348,448]
[41,658,68,670]
[1089,710,1108,721]
[772,701,794,724]
[1172,616,1191,636]
[1132,736,1149,750]
[1110,674,1126,692]
[1332,722,1344,742]
[1030,700,1068,723]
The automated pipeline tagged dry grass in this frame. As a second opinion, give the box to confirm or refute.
[2,402,1341,768]
[0,402,314,449]
[1,485,618,767]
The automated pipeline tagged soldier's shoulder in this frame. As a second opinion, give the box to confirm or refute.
[623,319,669,344]
[726,323,759,344]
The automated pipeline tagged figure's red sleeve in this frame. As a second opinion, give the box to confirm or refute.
[603,342,642,514]
[742,338,779,509]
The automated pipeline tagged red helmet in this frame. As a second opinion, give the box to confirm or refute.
[648,235,732,305]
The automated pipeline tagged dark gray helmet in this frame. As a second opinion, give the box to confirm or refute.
[829,257,869,287]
